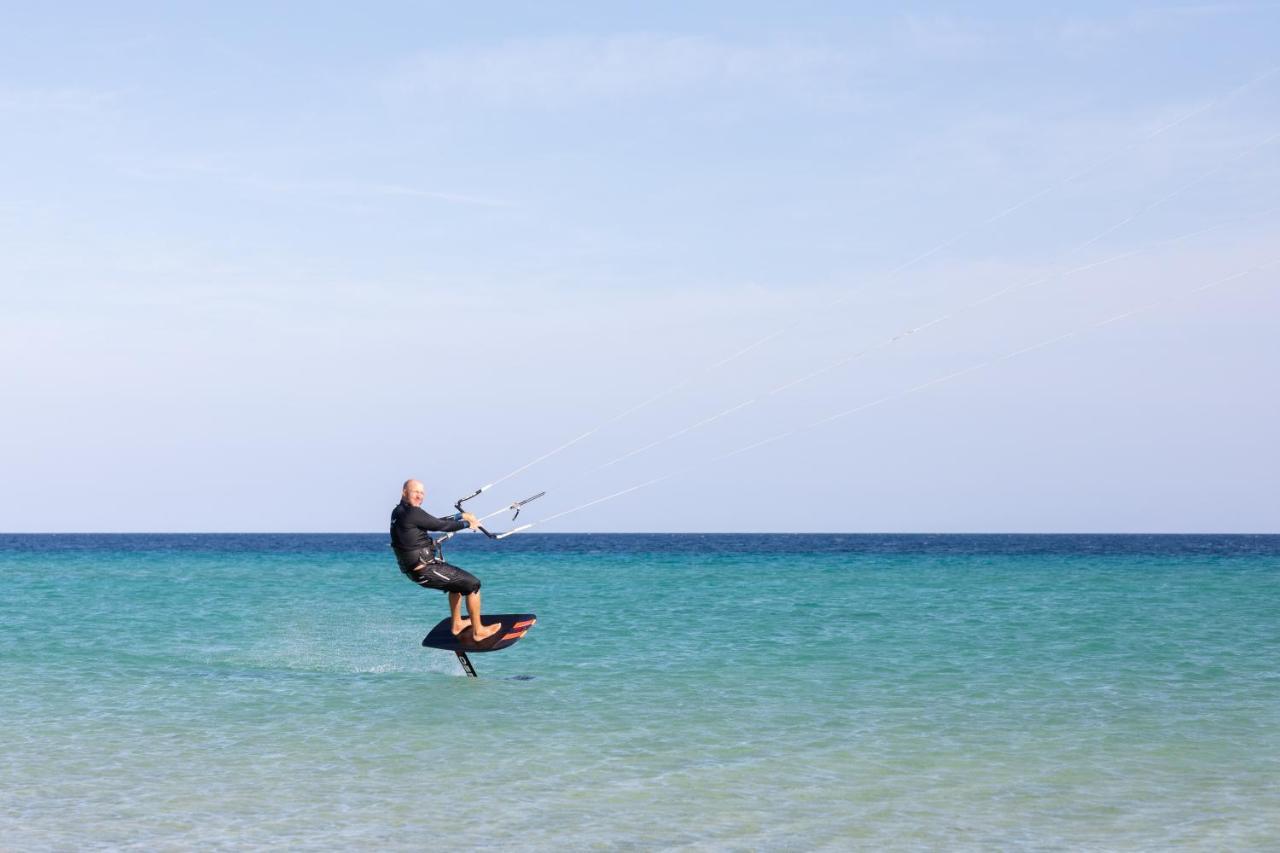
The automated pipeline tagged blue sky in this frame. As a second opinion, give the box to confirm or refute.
[2,3,1278,532]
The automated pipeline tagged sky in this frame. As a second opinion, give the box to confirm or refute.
[2,2,1278,533]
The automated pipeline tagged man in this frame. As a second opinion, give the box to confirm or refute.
[390,479,501,642]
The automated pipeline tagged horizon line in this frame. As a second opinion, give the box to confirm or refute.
[3,531,1278,537]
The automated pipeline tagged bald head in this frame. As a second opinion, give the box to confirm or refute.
[402,480,425,507]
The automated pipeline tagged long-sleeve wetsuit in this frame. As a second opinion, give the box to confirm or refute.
[390,501,470,555]
[390,501,482,594]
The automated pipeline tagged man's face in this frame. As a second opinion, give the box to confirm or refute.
[405,483,425,507]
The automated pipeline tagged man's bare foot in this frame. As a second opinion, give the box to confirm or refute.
[451,621,470,636]
[471,622,501,642]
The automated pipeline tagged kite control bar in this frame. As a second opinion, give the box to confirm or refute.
[436,487,546,545]
[454,487,496,538]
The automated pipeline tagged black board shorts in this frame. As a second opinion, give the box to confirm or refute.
[395,548,482,595]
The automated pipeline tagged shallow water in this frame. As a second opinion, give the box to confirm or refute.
[3,534,1279,849]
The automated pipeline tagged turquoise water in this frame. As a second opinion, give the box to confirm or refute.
[3,534,1278,850]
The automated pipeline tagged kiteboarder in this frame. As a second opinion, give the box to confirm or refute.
[390,479,501,642]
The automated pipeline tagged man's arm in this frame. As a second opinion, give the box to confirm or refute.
[408,506,471,533]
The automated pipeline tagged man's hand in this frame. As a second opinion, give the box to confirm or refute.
[462,512,480,528]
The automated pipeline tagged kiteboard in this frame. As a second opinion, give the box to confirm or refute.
[422,613,536,677]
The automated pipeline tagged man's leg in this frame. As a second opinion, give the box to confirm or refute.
[467,591,500,641]
[448,592,468,635]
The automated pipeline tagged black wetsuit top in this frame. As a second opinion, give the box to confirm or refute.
[390,501,470,559]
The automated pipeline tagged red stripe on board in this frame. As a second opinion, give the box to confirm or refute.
[501,631,527,641]
[513,619,536,629]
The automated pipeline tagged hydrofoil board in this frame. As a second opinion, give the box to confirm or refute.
[421,613,536,654]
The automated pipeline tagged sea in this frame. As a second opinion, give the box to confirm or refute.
[2,533,1278,850]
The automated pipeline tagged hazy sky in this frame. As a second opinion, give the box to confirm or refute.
[3,2,1278,533]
